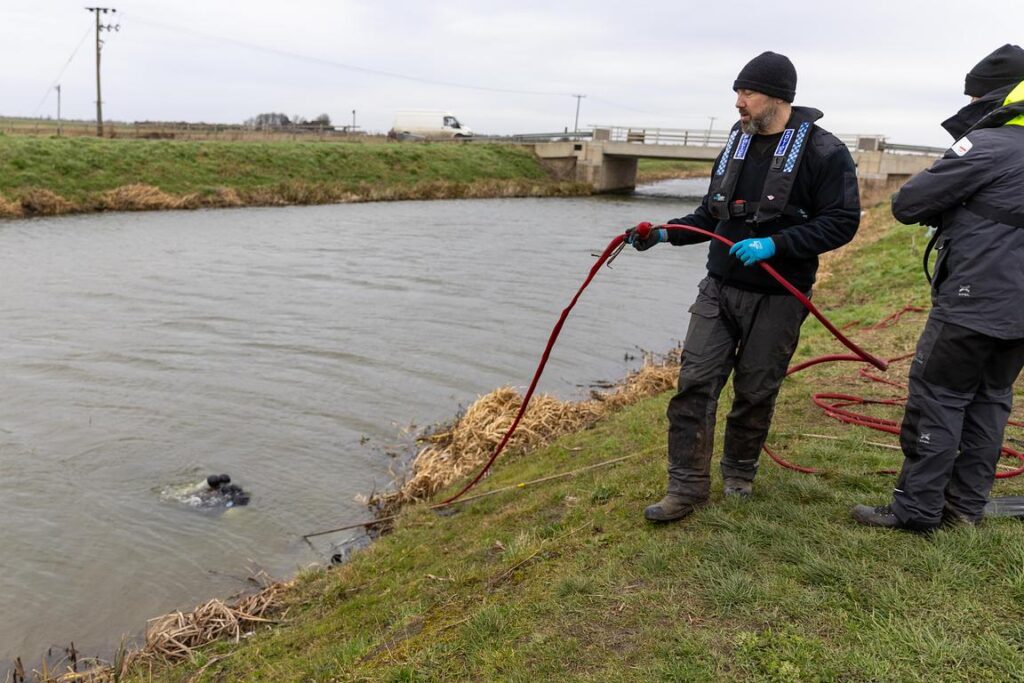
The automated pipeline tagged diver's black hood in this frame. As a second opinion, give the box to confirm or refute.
[941,83,1016,139]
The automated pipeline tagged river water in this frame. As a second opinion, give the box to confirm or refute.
[0,178,707,664]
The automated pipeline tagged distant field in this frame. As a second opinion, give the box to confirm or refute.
[0,116,374,143]
[0,136,588,216]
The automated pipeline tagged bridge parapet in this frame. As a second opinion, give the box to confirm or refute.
[535,131,942,197]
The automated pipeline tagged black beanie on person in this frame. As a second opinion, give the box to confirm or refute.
[965,44,1024,97]
[733,51,797,102]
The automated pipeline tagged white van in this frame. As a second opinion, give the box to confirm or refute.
[391,111,474,140]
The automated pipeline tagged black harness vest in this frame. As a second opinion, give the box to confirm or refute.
[707,108,822,225]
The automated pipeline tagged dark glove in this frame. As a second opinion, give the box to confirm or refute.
[918,214,943,230]
[624,222,667,251]
[729,237,776,266]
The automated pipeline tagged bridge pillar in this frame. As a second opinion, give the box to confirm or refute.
[576,143,638,193]
[534,141,638,193]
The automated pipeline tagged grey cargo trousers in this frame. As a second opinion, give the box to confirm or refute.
[892,315,1024,529]
[666,277,808,503]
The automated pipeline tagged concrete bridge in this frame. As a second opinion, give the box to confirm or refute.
[533,126,943,203]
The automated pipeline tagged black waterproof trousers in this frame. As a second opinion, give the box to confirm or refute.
[892,315,1024,530]
[666,277,808,503]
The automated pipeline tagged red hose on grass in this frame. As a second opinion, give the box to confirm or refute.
[765,352,1024,478]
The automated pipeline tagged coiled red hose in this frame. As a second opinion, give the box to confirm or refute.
[767,350,1024,478]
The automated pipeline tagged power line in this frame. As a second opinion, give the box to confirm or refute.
[128,14,698,120]
[586,94,707,119]
[130,15,572,98]
[42,13,709,125]
[31,24,92,116]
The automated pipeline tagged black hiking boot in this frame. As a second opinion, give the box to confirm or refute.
[643,495,702,523]
[723,478,753,499]
[940,504,978,529]
[851,503,901,528]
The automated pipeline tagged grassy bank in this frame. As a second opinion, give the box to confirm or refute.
[636,159,714,184]
[112,208,1024,681]
[0,137,589,218]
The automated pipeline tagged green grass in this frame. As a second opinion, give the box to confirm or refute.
[0,136,569,209]
[136,210,1024,682]
[636,159,713,182]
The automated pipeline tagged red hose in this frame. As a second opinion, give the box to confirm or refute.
[766,352,1024,478]
[439,234,627,504]
[441,224,1022,505]
[441,224,886,505]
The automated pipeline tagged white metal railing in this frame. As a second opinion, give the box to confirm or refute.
[590,125,911,154]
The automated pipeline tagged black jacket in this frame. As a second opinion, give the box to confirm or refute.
[893,82,1024,339]
[667,106,861,293]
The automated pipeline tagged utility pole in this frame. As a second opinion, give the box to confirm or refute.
[56,85,62,137]
[86,7,119,137]
[352,109,356,131]
[572,94,586,136]
[704,116,716,145]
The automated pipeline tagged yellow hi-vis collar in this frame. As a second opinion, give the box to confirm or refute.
[1004,81,1024,127]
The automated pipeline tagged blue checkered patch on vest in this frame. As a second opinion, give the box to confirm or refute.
[782,122,810,173]
[716,130,739,176]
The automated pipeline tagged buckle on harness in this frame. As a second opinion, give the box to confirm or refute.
[730,200,750,217]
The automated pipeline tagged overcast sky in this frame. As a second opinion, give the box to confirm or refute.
[7,1,1022,146]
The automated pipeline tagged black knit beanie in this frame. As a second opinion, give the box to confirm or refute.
[733,51,797,102]
[965,44,1024,97]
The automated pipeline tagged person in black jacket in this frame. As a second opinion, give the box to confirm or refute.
[853,44,1024,532]
[628,52,861,522]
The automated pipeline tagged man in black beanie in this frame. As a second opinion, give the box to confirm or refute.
[853,45,1024,532]
[965,43,1024,99]
[624,52,861,522]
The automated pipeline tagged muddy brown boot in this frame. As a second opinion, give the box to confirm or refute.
[643,494,700,523]
[723,478,753,499]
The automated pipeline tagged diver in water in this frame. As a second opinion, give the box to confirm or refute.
[160,473,250,511]
[201,474,250,508]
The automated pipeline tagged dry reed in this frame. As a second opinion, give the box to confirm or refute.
[2,179,590,222]
[99,184,192,212]
[138,580,287,661]
[18,189,75,216]
[31,579,291,682]
[0,192,22,218]
[368,355,680,518]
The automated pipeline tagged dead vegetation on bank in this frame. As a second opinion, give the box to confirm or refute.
[19,579,291,683]
[0,179,592,219]
[368,354,681,518]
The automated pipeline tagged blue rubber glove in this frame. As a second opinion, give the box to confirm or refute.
[624,222,667,251]
[729,237,776,266]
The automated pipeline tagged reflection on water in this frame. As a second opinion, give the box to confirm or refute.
[0,178,708,663]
